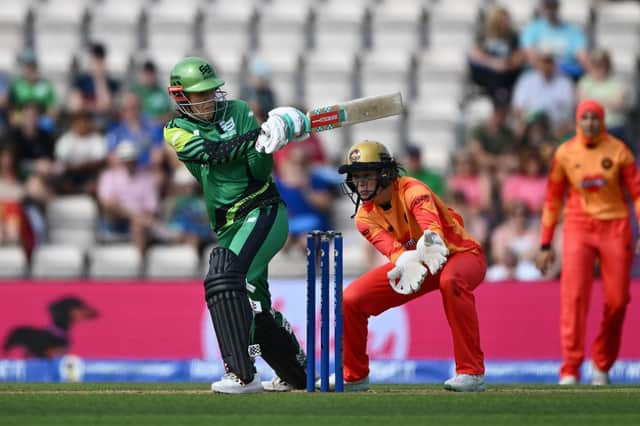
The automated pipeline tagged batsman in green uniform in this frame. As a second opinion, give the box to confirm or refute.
[165,57,310,394]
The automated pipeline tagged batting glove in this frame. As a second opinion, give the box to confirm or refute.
[416,230,449,275]
[387,250,428,295]
[255,107,310,154]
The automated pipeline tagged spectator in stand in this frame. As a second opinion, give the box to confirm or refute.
[106,91,165,174]
[520,0,590,81]
[131,60,173,124]
[54,111,107,195]
[5,102,56,178]
[0,70,11,132]
[520,112,558,165]
[274,143,334,254]
[9,49,58,127]
[0,137,51,253]
[468,5,524,98]
[467,92,519,174]
[402,144,445,198]
[240,58,277,118]
[487,201,542,282]
[0,144,24,246]
[501,148,548,215]
[512,47,575,139]
[153,166,215,250]
[447,190,489,250]
[577,49,628,145]
[447,152,492,216]
[68,43,120,125]
[97,142,159,253]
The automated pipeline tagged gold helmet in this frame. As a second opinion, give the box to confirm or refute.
[338,140,400,209]
[338,140,394,174]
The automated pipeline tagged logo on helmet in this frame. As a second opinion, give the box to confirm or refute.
[350,149,361,163]
[199,63,213,77]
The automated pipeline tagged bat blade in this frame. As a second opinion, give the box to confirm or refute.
[306,92,404,133]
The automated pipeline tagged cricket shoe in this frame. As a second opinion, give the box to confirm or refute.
[444,374,486,392]
[211,372,264,394]
[262,376,294,392]
[315,374,370,392]
[558,375,578,385]
[591,367,610,386]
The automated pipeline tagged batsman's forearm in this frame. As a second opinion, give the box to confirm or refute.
[175,129,261,164]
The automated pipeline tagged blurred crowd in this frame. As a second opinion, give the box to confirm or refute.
[0,0,638,281]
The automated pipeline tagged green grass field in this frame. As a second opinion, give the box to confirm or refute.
[1,383,639,426]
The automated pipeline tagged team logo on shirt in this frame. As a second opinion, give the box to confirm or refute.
[601,157,613,170]
[219,117,236,134]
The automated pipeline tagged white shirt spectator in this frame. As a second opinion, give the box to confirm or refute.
[512,68,575,130]
[55,131,107,166]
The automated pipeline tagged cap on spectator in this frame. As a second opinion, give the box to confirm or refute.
[249,58,271,79]
[537,44,556,59]
[18,48,37,65]
[90,42,107,59]
[405,144,421,158]
[142,60,157,73]
[115,141,138,162]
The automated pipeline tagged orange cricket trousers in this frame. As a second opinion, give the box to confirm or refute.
[560,217,632,378]
[342,251,487,382]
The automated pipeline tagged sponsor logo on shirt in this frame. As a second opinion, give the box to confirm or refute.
[580,174,606,192]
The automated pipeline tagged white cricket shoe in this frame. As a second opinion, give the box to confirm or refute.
[211,372,264,394]
[591,367,610,386]
[315,374,370,392]
[262,376,294,392]
[444,374,486,392]
[558,375,578,385]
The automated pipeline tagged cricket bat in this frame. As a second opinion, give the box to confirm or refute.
[306,92,404,133]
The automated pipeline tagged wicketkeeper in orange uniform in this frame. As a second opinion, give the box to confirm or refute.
[332,140,487,392]
[537,99,640,386]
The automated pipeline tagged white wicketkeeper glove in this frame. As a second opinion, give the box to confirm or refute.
[416,230,449,275]
[255,107,310,154]
[387,250,428,295]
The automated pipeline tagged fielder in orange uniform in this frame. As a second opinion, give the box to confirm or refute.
[537,99,640,385]
[335,141,487,392]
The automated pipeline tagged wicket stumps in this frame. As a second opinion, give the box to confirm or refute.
[306,230,343,392]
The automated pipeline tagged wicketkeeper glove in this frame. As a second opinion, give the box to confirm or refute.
[416,230,449,275]
[387,250,428,295]
[255,107,310,154]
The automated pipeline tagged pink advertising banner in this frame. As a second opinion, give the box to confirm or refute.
[1,280,639,360]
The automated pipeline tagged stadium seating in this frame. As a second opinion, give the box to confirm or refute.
[31,244,85,279]
[0,246,27,278]
[47,195,98,250]
[145,244,200,279]
[88,244,142,279]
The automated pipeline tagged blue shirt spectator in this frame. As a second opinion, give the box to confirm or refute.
[106,92,164,170]
[273,143,334,253]
[520,0,589,80]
